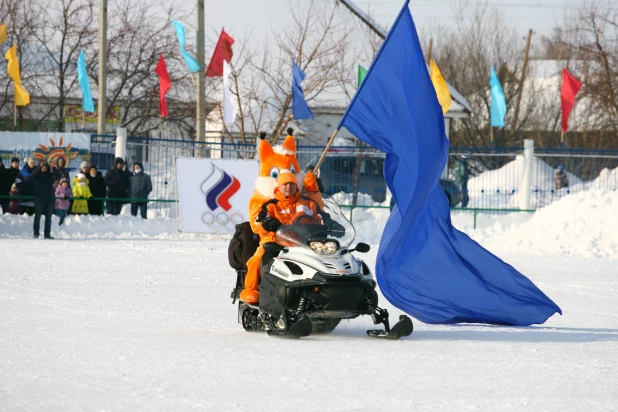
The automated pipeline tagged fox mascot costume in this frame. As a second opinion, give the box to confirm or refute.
[240,129,319,304]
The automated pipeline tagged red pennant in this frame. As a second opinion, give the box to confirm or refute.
[206,29,235,77]
[154,54,171,117]
[561,68,583,132]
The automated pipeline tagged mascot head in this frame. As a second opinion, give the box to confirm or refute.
[255,128,304,198]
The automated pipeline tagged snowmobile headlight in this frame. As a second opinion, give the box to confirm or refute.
[310,241,338,255]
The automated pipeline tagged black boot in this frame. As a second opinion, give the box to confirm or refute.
[44,235,54,239]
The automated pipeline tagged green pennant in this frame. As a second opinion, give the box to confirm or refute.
[357,65,367,88]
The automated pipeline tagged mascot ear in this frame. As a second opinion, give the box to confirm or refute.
[282,135,296,155]
[259,138,274,162]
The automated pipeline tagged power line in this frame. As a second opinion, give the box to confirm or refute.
[355,0,588,10]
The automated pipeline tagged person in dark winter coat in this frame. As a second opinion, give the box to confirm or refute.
[555,165,569,190]
[87,165,106,216]
[31,161,56,239]
[16,157,38,216]
[129,161,152,219]
[104,157,132,215]
[51,157,71,188]
[0,157,21,214]
[454,155,470,208]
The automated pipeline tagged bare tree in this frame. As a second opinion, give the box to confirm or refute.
[426,2,528,148]
[101,0,197,137]
[29,0,96,132]
[215,0,354,146]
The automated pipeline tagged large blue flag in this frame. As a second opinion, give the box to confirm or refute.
[490,66,507,127]
[172,21,201,73]
[77,49,94,113]
[291,60,313,120]
[338,0,561,325]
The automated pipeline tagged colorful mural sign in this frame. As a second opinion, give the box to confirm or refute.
[64,105,121,125]
[0,132,91,169]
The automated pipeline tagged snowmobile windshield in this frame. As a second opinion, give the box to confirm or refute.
[276,192,356,250]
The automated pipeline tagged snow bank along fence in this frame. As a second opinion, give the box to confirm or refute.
[73,135,618,220]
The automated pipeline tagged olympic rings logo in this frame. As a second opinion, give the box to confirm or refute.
[201,210,244,231]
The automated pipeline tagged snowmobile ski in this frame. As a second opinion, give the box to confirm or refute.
[267,316,313,339]
[367,315,413,340]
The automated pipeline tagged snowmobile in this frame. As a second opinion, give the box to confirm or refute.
[230,193,413,339]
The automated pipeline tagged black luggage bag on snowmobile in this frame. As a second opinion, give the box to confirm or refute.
[228,222,260,302]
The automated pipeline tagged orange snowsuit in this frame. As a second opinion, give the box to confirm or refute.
[241,187,321,303]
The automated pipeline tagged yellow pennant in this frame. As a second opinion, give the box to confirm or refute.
[0,24,7,45]
[429,59,451,114]
[5,44,30,106]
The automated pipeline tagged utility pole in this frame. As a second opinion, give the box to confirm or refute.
[511,29,532,133]
[426,38,433,63]
[337,0,387,39]
[97,0,108,135]
[196,0,206,149]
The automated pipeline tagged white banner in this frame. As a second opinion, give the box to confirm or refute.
[176,158,259,233]
[0,132,91,169]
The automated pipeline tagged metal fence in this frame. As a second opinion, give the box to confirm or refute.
[447,146,618,211]
[88,135,618,214]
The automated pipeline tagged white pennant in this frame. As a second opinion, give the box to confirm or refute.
[223,60,238,126]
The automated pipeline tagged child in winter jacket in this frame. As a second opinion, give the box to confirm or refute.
[72,173,92,214]
[55,178,73,225]
[8,183,20,215]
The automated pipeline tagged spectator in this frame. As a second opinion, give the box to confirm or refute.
[104,157,131,215]
[51,158,70,188]
[72,173,92,215]
[16,157,38,215]
[8,183,21,215]
[454,155,470,208]
[31,160,55,239]
[305,164,325,192]
[0,157,20,214]
[129,161,152,219]
[87,165,106,216]
[54,178,72,225]
[555,165,569,190]
[79,161,91,178]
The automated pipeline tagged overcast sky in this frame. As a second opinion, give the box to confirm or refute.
[198,0,586,48]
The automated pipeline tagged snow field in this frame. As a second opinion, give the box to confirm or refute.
[1,238,617,411]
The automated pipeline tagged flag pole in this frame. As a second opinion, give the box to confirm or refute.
[560,129,564,148]
[82,110,86,133]
[158,114,162,138]
[13,99,17,132]
[314,128,340,171]
[490,126,493,146]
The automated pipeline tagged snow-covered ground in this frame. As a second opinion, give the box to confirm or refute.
[1,192,618,411]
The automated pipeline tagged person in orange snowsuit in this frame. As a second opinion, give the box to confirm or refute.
[240,170,321,303]
[240,130,319,303]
